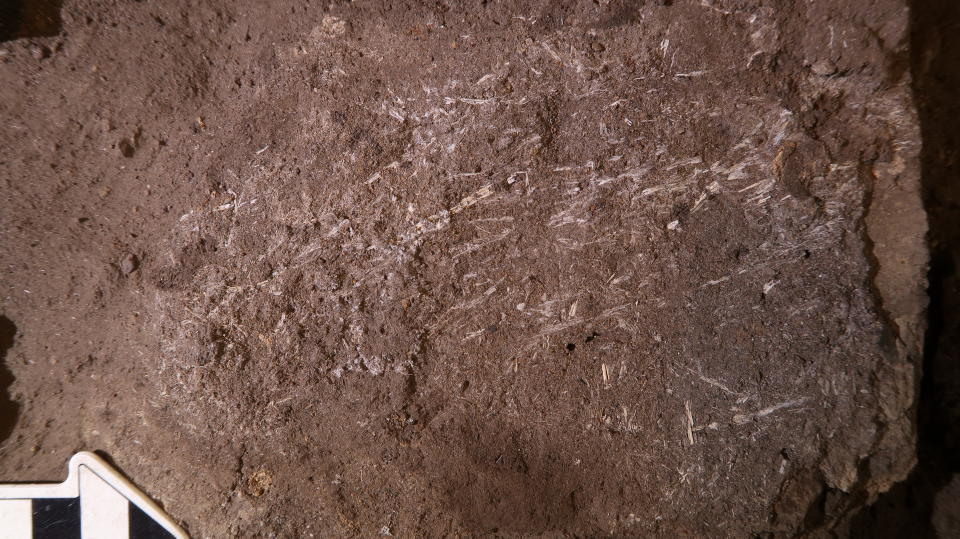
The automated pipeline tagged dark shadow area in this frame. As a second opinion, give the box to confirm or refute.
[427,413,588,535]
[0,0,63,42]
[850,0,960,536]
[0,315,19,443]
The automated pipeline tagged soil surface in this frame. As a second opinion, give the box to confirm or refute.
[0,1,931,537]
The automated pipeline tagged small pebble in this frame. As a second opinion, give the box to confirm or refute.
[591,42,605,52]
[811,59,837,76]
[120,253,139,274]
[30,45,50,60]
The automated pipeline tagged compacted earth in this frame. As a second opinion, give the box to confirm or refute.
[0,0,933,536]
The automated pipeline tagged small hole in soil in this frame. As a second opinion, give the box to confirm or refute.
[119,138,136,158]
[566,343,576,352]
[585,331,600,343]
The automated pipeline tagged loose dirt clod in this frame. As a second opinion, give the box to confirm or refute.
[246,470,272,498]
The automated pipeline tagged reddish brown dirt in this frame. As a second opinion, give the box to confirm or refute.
[846,0,960,536]
[0,1,931,537]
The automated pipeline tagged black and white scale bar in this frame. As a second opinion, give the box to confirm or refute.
[0,452,187,539]
[1,498,171,538]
